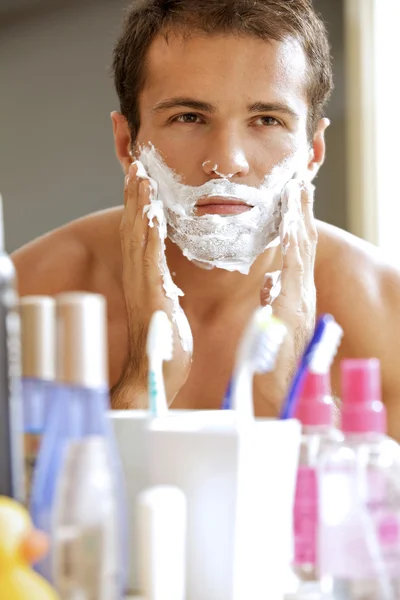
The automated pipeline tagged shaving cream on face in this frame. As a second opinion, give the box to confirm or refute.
[138,145,306,275]
[132,147,308,349]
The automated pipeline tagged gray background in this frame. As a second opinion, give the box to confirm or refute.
[0,0,347,252]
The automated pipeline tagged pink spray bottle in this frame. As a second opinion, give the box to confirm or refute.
[319,359,400,600]
[289,370,343,598]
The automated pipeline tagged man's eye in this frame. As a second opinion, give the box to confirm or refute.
[175,113,202,124]
[255,116,281,126]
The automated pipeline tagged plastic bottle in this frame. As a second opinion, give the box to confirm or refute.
[0,194,24,502]
[30,293,127,596]
[52,437,121,599]
[319,358,400,600]
[20,296,56,505]
[288,370,342,599]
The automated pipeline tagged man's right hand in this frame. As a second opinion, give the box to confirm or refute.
[112,162,193,409]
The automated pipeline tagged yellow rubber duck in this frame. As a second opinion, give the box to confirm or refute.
[0,496,59,599]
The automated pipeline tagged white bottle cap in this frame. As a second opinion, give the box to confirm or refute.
[137,486,187,600]
[20,295,56,380]
[55,292,108,388]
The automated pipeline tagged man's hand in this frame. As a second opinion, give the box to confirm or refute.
[112,162,192,409]
[256,180,317,414]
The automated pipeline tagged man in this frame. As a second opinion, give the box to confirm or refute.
[12,0,400,439]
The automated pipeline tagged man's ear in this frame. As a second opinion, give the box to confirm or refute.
[111,111,132,174]
[307,117,330,181]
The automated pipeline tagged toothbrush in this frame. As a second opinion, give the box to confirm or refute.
[223,306,287,420]
[279,314,343,420]
[146,311,174,416]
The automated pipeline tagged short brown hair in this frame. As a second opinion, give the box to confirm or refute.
[112,0,333,140]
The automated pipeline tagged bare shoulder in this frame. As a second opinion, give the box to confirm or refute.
[12,207,123,297]
[315,220,400,434]
[12,206,128,387]
[315,220,400,315]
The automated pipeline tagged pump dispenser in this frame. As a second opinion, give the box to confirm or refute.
[319,359,400,600]
[289,370,342,597]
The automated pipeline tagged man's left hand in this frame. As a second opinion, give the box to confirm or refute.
[256,180,317,415]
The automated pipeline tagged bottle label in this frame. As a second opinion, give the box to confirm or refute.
[368,480,400,577]
[54,522,120,600]
[293,466,318,566]
[320,468,400,579]
[24,431,42,505]
[52,438,120,600]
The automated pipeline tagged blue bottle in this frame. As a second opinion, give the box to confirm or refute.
[20,296,56,505]
[30,293,127,596]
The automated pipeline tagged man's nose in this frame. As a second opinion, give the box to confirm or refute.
[201,131,250,179]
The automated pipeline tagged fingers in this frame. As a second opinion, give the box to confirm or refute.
[144,211,164,289]
[275,180,317,311]
[121,163,139,268]
[122,162,140,228]
[261,275,274,306]
[132,179,152,256]
[260,271,282,306]
[300,181,316,236]
[297,181,318,289]
[121,162,167,312]
[279,225,304,306]
[121,164,153,285]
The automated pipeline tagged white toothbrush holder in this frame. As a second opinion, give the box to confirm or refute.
[110,410,153,594]
[109,409,238,595]
[146,415,301,600]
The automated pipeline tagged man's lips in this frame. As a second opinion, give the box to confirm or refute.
[195,196,252,216]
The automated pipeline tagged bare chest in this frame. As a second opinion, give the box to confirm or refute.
[108,309,252,411]
[170,314,280,416]
[172,327,239,411]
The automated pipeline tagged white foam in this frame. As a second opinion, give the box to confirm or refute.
[138,144,306,275]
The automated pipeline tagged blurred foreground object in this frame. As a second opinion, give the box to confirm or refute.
[0,495,59,599]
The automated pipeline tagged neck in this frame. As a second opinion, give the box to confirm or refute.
[166,238,282,319]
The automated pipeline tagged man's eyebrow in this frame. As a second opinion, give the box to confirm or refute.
[152,97,216,113]
[248,101,300,119]
[151,97,300,119]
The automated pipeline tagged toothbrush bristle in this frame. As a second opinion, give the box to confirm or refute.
[146,310,174,362]
[308,320,343,373]
[253,315,287,374]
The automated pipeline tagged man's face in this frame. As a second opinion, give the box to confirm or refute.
[136,32,315,186]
